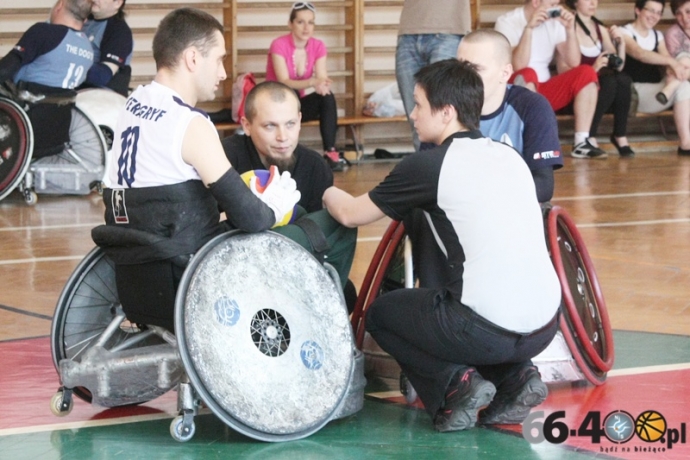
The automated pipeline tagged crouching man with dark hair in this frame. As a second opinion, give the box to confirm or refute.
[323,59,561,432]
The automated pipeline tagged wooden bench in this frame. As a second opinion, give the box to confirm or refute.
[216,115,409,161]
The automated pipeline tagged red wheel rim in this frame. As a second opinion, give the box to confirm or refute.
[0,98,32,196]
[354,221,406,349]
[548,205,614,374]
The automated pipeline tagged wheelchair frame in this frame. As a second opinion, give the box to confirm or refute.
[0,93,108,205]
[50,231,365,443]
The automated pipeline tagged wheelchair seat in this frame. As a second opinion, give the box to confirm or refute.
[115,259,187,334]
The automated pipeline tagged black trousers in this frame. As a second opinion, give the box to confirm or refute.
[590,70,632,138]
[300,92,338,152]
[365,288,558,417]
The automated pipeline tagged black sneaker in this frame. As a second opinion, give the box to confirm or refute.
[571,140,608,159]
[479,366,548,425]
[434,368,496,432]
[656,92,669,105]
[324,154,344,172]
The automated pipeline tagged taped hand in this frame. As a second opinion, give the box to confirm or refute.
[250,165,301,224]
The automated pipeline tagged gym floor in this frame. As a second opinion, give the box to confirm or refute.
[1,151,689,459]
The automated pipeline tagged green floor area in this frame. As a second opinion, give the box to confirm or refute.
[1,330,688,459]
[611,330,690,369]
[9,402,601,460]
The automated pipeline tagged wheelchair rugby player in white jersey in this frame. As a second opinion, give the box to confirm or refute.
[49,7,364,442]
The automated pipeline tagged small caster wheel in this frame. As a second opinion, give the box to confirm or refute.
[50,391,73,416]
[170,415,195,442]
[24,190,37,205]
[399,372,418,405]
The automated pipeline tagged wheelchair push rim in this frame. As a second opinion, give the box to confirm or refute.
[175,231,354,442]
[547,205,614,377]
[0,97,33,201]
[352,220,407,349]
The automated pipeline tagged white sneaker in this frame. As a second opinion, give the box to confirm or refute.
[571,140,607,159]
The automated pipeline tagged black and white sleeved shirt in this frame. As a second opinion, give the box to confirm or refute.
[369,130,561,333]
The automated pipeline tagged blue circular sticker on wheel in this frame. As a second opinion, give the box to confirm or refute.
[214,296,240,326]
[300,340,324,370]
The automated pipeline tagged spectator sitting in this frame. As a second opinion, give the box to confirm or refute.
[495,0,606,159]
[265,2,343,171]
[620,0,690,156]
[661,0,690,104]
[565,0,634,156]
[79,0,133,96]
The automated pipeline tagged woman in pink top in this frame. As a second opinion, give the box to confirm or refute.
[266,2,341,171]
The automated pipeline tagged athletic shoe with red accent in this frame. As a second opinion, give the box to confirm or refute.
[479,366,548,425]
[433,368,496,432]
[324,150,344,172]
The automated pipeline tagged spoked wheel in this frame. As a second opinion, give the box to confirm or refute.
[32,107,106,173]
[0,97,33,202]
[547,206,614,385]
[51,247,168,404]
[99,125,114,151]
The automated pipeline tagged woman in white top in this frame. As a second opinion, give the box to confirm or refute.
[620,0,690,155]
[564,0,633,156]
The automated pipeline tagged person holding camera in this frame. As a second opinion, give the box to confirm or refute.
[620,0,690,156]
[495,0,606,159]
[564,0,633,156]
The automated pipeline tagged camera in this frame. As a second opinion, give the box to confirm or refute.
[546,7,561,18]
[606,53,623,69]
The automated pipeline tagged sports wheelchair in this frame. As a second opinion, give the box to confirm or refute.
[50,230,365,442]
[0,84,122,205]
[351,205,614,404]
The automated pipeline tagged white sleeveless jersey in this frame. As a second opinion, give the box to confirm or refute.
[107,81,213,188]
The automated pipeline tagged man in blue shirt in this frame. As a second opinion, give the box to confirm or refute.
[0,0,93,90]
[458,29,563,203]
[80,0,133,96]
[0,0,94,158]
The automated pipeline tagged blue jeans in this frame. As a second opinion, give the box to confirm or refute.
[395,34,463,151]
